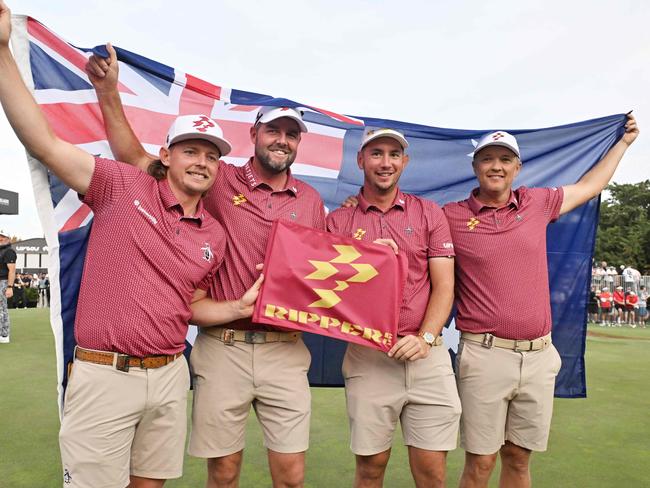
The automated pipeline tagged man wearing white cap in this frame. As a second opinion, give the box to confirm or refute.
[87,44,326,487]
[0,4,262,485]
[443,116,638,487]
[328,128,460,487]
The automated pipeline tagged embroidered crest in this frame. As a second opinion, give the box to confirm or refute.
[290,211,297,220]
[515,214,523,221]
[233,194,247,206]
[467,217,480,230]
[353,228,366,240]
[405,226,413,235]
[201,243,214,263]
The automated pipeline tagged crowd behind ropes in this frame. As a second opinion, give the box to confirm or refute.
[590,261,648,327]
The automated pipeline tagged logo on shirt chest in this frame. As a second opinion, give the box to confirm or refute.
[353,228,366,240]
[232,194,247,206]
[201,242,214,263]
[466,217,480,230]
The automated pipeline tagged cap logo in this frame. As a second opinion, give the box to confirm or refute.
[193,116,215,133]
[492,132,505,140]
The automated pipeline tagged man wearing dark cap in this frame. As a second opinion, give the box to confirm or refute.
[86,45,326,487]
[0,229,16,343]
[444,115,638,488]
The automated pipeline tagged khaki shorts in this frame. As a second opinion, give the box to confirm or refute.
[189,332,311,457]
[343,342,461,456]
[456,337,562,455]
[59,354,189,487]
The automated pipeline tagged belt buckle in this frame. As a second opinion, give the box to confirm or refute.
[245,331,266,344]
[481,333,494,349]
[223,329,235,346]
[116,354,130,372]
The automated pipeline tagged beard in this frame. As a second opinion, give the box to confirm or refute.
[255,144,297,174]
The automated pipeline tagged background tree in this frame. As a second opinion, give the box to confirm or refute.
[594,180,650,273]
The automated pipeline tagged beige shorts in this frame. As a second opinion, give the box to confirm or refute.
[456,337,562,455]
[59,354,189,487]
[342,342,461,456]
[188,331,312,457]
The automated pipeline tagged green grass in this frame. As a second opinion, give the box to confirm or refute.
[1,310,649,487]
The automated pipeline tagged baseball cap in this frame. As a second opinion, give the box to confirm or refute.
[602,287,609,291]
[360,128,409,151]
[165,114,232,157]
[0,230,8,238]
[255,106,308,133]
[474,131,520,158]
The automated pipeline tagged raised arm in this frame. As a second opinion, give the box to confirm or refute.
[86,44,156,171]
[0,1,93,194]
[560,114,639,215]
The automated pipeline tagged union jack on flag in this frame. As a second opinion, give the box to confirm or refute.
[11,14,631,413]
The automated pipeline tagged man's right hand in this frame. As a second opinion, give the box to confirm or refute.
[5,287,13,299]
[86,43,119,93]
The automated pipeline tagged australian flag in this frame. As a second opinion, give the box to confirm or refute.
[10,14,629,413]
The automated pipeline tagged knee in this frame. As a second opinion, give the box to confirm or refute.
[356,453,389,482]
[279,464,305,488]
[499,442,531,474]
[465,452,498,478]
[207,455,241,486]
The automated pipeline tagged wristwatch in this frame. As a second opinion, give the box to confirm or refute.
[418,330,437,347]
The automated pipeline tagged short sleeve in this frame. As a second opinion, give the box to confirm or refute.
[82,156,145,215]
[426,202,455,258]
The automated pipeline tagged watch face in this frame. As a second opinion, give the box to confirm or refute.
[422,332,435,344]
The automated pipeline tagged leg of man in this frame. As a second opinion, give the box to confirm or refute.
[206,453,244,488]
[498,441,531,488]
[459,451,498,488]
[0,280,9,340]
[354,450,391,488]
[128,476,165,488]
[268,450,306,488]
[254,339,311,488]
[408,448,447,488]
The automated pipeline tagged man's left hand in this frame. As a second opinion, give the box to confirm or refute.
[387,334,430,361]
[4,287,13,298]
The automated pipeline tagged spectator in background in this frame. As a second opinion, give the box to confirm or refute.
[622,265,637,293]
[638,286,648,328]
[613,286,626,325]
[605,266,617,289]
[0,230,16,343]
[12,273,26,309]
[625,291,639,327]
[38,273,49,307]
[588,286,599,323]
[598,287,613,325]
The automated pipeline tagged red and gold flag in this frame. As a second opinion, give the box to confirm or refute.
[253,220,407,352]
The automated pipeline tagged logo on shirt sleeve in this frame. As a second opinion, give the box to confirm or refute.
[201,243,214,263]
[466,217,480,230]
[232,194,247,206]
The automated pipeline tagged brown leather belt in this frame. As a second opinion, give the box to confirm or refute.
[209,328,301,345]
[461,332,551,352]
[75,347,184,372]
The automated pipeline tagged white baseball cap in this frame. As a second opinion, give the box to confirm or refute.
[474,131,520,158]
[0,230,9,238]
[165,114,232,157]
[255,106,308,133]
[360,128,409,151]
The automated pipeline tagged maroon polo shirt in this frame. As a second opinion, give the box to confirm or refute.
[443,186,564,340]
[327,189,454,335]
[205,159,326,330]
[75,157,226,356]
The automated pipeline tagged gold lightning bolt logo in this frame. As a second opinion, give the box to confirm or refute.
[305,245,379,308]
[233,194,247,206]
[467,217,480,230]
[353,228,366,240]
